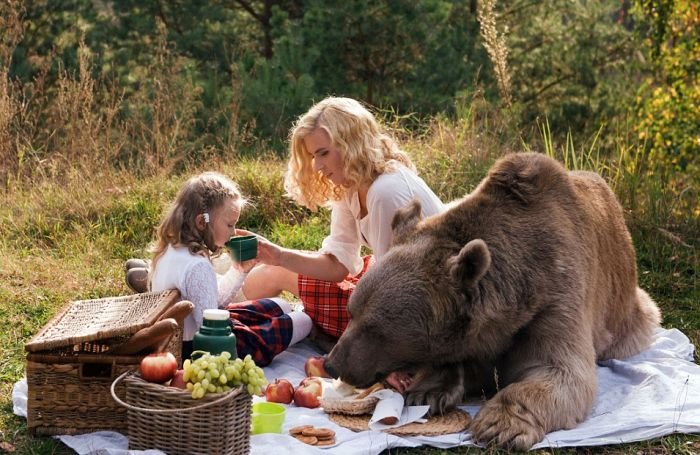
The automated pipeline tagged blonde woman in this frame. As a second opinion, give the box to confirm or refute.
[241,97,445,347]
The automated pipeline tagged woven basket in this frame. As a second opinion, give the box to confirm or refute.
[25,290,180,355]
[25,290,181,436]
[319,395,380,415]
[112,372,252,455]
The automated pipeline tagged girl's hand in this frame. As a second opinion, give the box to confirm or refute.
[234,258,257,273]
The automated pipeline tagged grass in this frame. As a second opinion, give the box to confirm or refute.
[1,123,698,453]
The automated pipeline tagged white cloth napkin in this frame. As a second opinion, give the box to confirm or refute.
[11,376,27,418]
[367,389,429,431]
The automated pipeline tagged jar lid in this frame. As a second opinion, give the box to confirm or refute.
[203,309,230,321]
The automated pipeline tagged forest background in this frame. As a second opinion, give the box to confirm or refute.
[0,0,698,453]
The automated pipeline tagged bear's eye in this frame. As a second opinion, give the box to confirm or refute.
[367,329,386,344]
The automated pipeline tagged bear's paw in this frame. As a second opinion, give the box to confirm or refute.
[470,394,545,450]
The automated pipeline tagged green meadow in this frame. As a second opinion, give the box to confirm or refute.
[1,121,697,453]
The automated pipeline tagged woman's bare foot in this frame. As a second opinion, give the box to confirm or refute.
[385,371,413,393]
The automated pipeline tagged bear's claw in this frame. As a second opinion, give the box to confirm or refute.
[470,396,545,451]
[405,385,463,415]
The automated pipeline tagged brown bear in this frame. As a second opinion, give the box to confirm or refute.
[325,152,661,450]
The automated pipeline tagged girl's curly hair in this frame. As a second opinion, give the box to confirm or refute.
[150,171,247,272]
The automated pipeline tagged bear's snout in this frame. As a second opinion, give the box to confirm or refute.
[324,346,343,381]
[325,343,377,387]
[323,358,340,379]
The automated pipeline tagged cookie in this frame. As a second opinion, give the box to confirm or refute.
[288,425,314,436]
[301,427,335,439]
[294,434,318,445]
[315,437,336,446]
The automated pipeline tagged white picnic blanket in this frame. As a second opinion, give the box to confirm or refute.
[13,327,700,454]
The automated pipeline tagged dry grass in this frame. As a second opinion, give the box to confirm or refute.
[477,0,512,107]
[0,11,223,189]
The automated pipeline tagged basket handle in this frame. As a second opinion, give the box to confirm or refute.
[110,371,245,413]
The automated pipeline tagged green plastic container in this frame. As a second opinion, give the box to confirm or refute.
[193,309,237,358]
[251,402,286,434]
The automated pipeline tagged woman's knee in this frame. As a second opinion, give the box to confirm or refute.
[243,265,298,299]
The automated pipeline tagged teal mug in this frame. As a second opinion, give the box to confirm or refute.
[225,235,258,262]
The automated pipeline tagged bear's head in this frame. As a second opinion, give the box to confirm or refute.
[325,200,494,388]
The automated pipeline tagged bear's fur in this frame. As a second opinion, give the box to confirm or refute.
[325,152,661,450]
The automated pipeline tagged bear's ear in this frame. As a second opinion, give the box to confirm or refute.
[391,199,422,245]
[487,152,555,204]
[448,239,491,287]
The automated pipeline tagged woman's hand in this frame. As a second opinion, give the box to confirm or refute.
[234,229,349,281]
[235,229,283,267]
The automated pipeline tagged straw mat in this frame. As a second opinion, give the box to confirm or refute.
[329,408,471,436]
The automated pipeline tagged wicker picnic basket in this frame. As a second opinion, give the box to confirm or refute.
[24,290,181,436]
[111,372,252,455]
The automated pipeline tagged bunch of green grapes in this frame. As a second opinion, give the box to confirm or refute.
[182,352,267,399]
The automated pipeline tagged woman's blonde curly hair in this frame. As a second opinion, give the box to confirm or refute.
[149,171,247,273]
[284,97,415,211]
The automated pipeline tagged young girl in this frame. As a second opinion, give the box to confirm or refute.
[240,97,445,350]
[148,171,312,365]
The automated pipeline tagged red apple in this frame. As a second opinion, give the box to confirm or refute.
[140,352,178,383]
[304,356,332,379]
[297,376,320,387]
[265,378,294,404]
[169,369,186,389]
[293,377,323,408]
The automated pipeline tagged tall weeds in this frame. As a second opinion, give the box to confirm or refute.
[0,1,694,239]
[536,116,698,256]
[408,92,514,202]
[123,19,204,174]
[52,40,101,172]
[0,0,24,186]
[0,5,224,188]
[0,67,16,185]
[477,0,512,107]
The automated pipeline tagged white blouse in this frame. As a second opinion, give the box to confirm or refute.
[320,163,445,275]
[150,245,246,341]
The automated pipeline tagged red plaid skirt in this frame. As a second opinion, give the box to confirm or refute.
[226,298,294,366]
[297,255,375,339]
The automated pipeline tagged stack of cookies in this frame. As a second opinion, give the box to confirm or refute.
[288,425,336,447]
